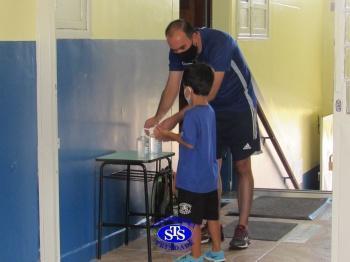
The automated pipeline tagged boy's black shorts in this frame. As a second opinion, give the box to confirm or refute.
[177,188,218,225]
[216,109,261,160]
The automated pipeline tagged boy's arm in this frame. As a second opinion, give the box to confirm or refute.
[154,127,193,149]
[158,104,192,131]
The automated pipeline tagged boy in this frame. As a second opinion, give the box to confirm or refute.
[154,63,225,262]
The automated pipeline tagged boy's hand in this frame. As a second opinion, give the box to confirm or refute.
[179,139,194,149]
[153,126,169,141]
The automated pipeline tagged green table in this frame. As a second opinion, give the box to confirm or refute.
[96,150,175,261]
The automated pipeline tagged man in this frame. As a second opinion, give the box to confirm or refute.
[144,19,260,250]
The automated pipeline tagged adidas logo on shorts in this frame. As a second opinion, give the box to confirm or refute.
[243,143,252,150]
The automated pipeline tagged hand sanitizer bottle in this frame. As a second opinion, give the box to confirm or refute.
[146,127,162,155]
[137,130,149,157]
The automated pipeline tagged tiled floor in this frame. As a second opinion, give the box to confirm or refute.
[101,190,332,262]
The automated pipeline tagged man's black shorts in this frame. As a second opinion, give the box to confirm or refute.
[177,188,218,225]
[216,109,261,160]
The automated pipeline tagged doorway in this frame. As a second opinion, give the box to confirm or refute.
[179,0,212,112]
[180,0,212,28]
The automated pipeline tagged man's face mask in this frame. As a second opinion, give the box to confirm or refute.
[176,42,198,63]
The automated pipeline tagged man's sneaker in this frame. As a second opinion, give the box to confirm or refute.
[203,250,226,262]
[201,225,210,244]
[229,224,250,250]
[174,254,204,262]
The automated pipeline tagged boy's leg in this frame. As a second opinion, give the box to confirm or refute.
[177,189,205,257]
[191,224,202,258]
[217,159,223,219]
[204,195,226,261]
[207,220,221,252]
[217,160,225,241]
[201,172,222,244]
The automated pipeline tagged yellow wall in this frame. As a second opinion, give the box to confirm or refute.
[322,0,334,116]
[213,0,334,179]
[0,0,179,40]
[91,0,179,39]
[0,0,36,40]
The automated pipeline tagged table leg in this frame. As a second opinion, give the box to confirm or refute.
[97,163,106,259]
[125,164,130,245]
[156,160,160,173]
[141,164,152,262]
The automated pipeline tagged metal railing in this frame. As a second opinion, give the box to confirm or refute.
[257,102,300,189]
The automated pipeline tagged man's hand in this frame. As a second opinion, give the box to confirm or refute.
[144,116,159,130]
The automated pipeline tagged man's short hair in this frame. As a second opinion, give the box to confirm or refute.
[182,63,214,96]
[165,19,195,38]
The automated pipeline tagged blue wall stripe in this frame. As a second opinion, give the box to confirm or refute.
[0,41,39,262]
[57,39,168,261]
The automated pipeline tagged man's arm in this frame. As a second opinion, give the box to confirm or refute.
[144,71,183,129]
[207,71,225,102]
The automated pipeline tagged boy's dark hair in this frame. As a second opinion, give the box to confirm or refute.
[165,19,195,38]
[182,63,214,96]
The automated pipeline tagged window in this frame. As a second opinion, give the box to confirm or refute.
[237,0,269,39]
[56,0,90,38]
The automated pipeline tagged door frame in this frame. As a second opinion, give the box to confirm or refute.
[333,0,350,261]
[36,0,60,261]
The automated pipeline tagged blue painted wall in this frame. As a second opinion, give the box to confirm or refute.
[0,42,39,262]
[57,39,168,261]
[302,165,320,190]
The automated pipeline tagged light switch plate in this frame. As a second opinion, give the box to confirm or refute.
[330,2,335,12]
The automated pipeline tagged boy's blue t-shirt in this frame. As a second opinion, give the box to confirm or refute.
[169,28,257,112]
[176,105,218,193]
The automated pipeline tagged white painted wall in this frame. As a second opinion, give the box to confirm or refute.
[320,114,333,191]
[252,122,289,189]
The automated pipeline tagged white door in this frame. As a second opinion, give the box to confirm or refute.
[332,0,350,261]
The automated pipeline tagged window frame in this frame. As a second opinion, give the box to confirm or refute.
[237,0,270,40]
[55,0,91,39]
